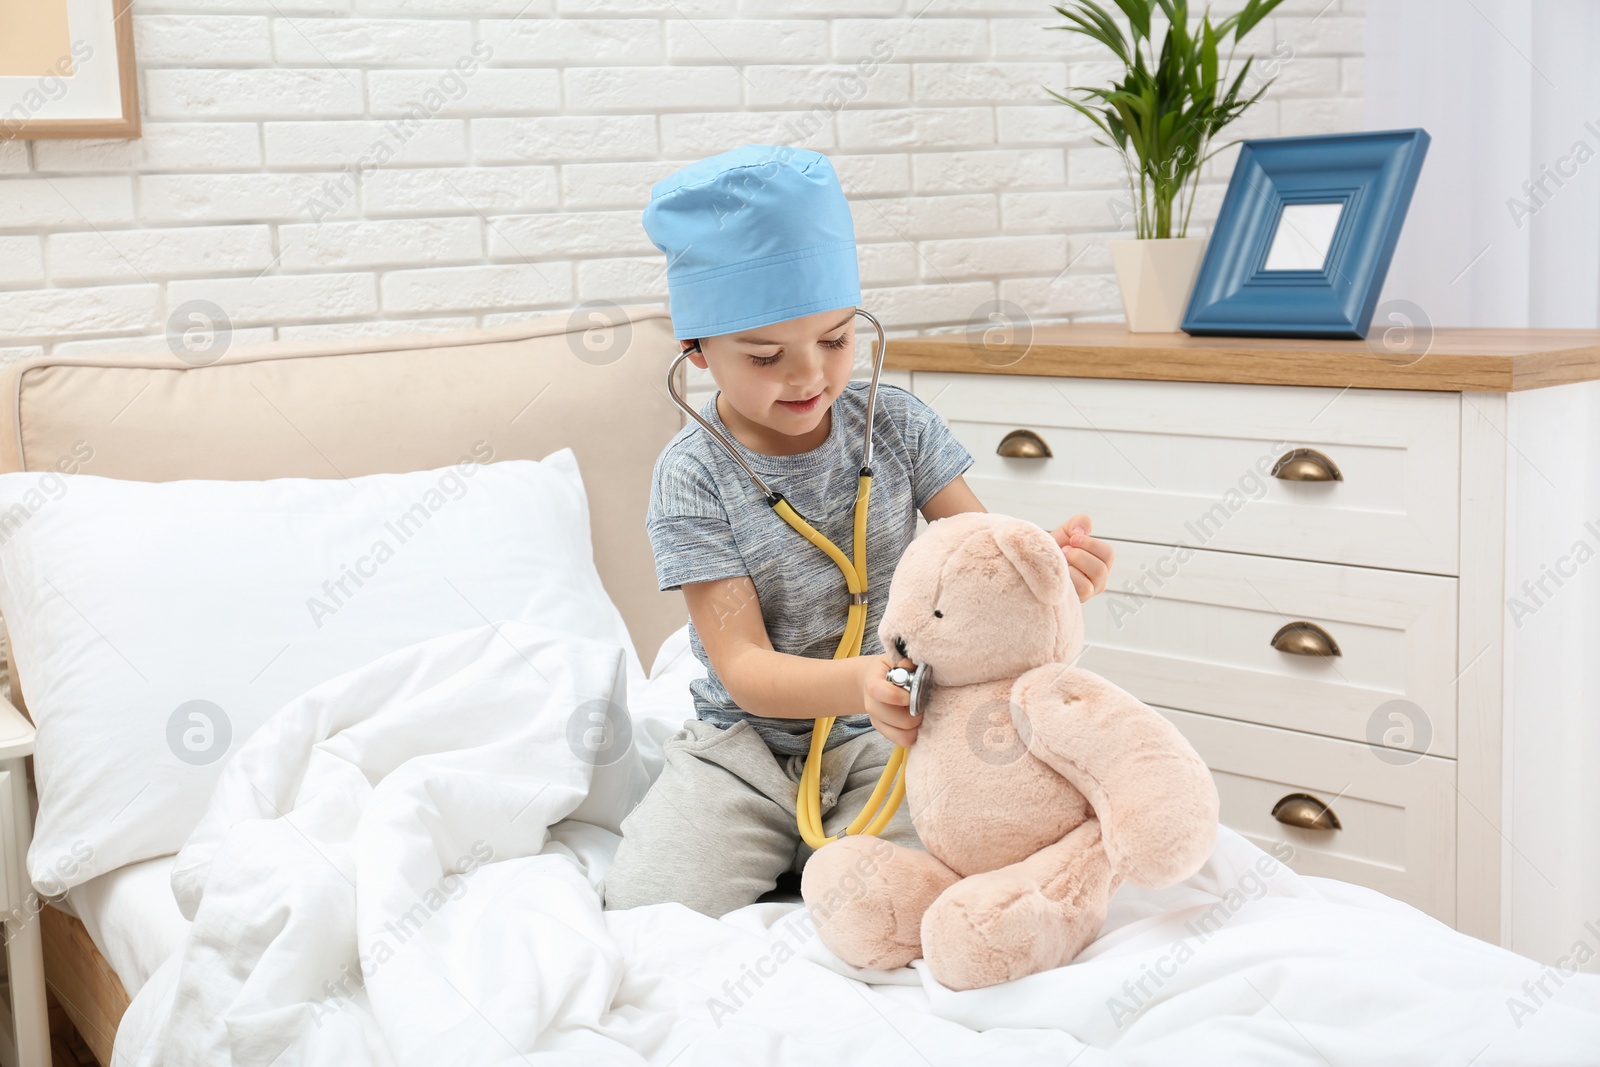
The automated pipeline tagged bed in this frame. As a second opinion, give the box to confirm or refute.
[0,305,1595,1067]
[0,307,687,1063]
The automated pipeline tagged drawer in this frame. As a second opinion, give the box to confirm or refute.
[1158,706,1456,924]
[1077,538,1458,757]
[913,373,1461,575]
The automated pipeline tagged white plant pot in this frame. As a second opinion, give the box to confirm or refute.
[1108,236,1208,333]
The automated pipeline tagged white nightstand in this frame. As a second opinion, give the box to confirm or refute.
[0,695,46,1067]
[888,324,1600,971]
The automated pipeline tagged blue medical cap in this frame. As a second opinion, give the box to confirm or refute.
[642,144,861,341]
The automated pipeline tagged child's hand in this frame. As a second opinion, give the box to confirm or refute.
[855,652,920,747]
[1050,514,1115,601]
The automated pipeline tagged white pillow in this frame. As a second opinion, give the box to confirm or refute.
[0,450,642,893]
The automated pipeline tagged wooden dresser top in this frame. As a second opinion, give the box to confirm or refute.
[883,324,1600,392]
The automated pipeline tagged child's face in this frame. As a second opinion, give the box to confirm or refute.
[684,306,858,442]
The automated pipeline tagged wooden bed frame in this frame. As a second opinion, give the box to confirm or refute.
[0,307,685,1064]
[41,906,127,1065]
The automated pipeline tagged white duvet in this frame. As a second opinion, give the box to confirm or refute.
[116,622,1600,1066]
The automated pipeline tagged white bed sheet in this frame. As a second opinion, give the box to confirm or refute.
[54,621,700,1004]
[65,854,192,1000]
[111,620,1600,1066]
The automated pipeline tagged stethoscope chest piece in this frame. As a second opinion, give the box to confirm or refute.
[886,661,933,717]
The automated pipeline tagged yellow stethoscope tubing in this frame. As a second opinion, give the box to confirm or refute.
[663,308,908,850]
[776,479,907,847]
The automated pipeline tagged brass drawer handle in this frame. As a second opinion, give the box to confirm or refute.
[1271,447,1343,481]
[1271,621,1341,657]
[1272,792,1342,831]
[996,428,1052,459]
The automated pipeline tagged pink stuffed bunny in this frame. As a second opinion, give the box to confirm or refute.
[801,512,1219,991]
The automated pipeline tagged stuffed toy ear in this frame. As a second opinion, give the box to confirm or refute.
[994,519,1070,605]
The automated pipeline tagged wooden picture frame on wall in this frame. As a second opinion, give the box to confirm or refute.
[0,0,140,141]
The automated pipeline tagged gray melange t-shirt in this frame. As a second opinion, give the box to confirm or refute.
[646,381,975,756]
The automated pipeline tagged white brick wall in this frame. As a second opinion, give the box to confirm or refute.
[0,0,1363,361]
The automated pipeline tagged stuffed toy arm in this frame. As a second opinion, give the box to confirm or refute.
[1011,664,1220,887]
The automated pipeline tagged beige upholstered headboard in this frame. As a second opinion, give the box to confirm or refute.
[0,305,688,670]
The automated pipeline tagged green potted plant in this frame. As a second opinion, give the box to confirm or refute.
[1048,0,1288,331]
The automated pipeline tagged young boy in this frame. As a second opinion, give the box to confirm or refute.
[601,145,1114,918]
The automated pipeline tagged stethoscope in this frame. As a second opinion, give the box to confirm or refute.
[664,307,932,850]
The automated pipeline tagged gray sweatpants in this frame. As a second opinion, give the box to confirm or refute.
[601,717,923,918]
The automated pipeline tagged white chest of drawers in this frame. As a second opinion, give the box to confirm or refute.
[887,325,1600,971]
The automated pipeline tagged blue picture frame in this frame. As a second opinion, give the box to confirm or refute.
[1180,129,1430,339]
